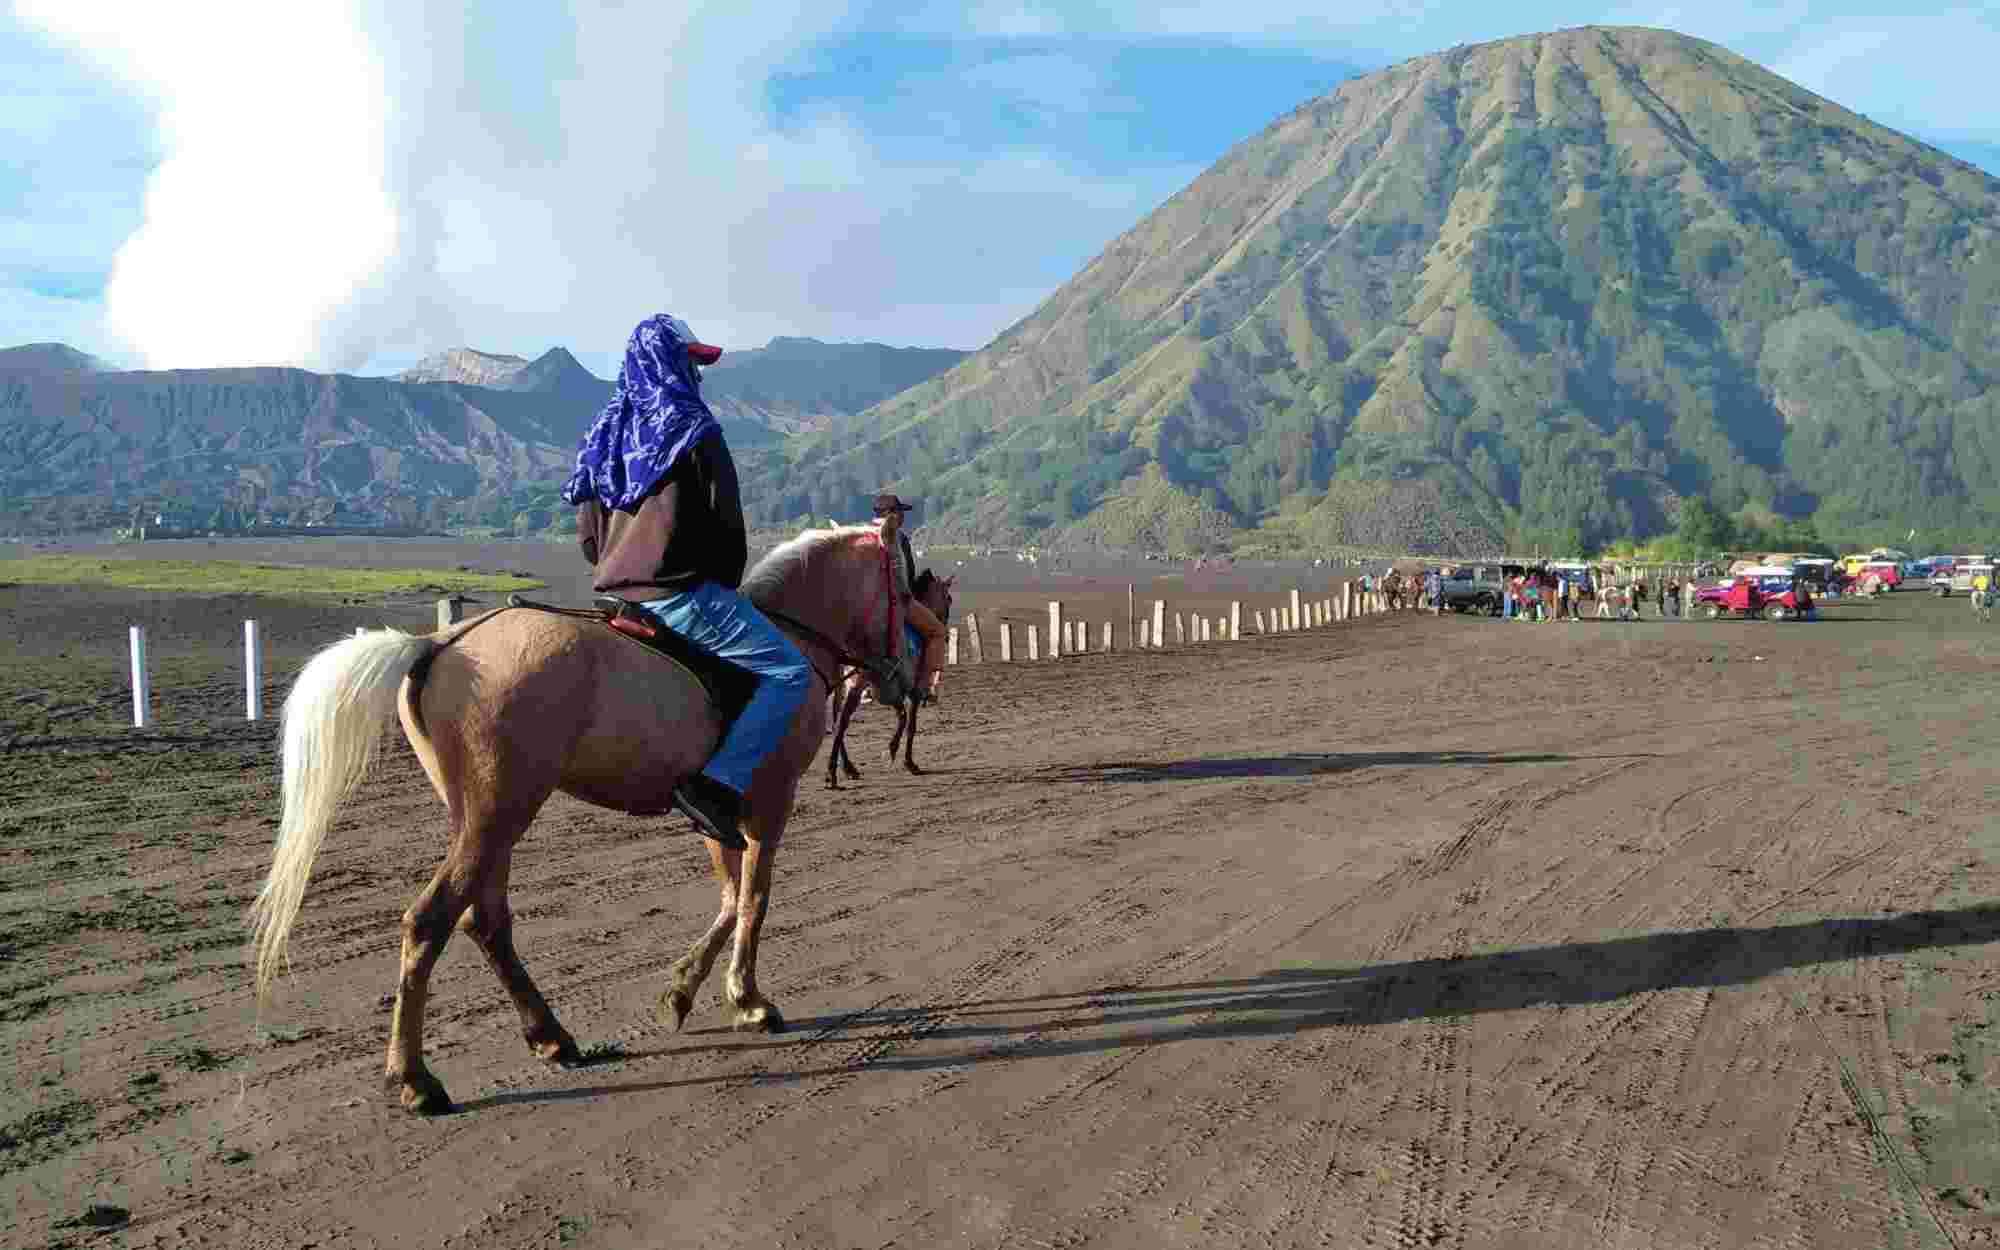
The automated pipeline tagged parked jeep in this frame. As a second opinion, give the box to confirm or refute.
[1437,566,1505,615]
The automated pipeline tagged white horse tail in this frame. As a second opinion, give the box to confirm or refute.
[248,629,436,1004]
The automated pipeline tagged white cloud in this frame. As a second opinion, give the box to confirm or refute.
[11,0,416,370]
[5,0,1991,376]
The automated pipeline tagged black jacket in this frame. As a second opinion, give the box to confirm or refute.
[576,429,748,595]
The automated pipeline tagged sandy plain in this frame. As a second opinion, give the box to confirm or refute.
[4,536,2000,1249]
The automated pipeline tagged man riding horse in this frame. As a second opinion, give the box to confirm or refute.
[871,492,947,705]
[560,314,811,850]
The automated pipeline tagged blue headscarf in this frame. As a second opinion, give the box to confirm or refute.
[560,314,722,512]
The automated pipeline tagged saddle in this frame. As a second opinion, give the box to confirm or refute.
[506,593,758,727]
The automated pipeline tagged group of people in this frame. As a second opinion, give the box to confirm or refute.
[559,313,947,848]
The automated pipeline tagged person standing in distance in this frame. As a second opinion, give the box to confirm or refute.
[561,314,812,850]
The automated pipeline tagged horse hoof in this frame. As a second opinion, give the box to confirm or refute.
[657,989,693,1032]
[389,1071,453,1116]
[841,765,862,781]
[532,1035,584,1068]
[904,761,924,776]
[731,1003,784,1034]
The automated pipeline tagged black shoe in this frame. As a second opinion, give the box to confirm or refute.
[674,776,747,850]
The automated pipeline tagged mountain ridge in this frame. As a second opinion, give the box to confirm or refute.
[0,335,967,529]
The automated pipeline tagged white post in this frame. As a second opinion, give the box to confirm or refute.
[1028,624,1040,661]
[1342,582,1352,621]
[947,627,959,666]
[355,627,366,637]
[1175,612,1186,644]
[1000,622,1013,662]
[245,620,263,721]
[1048,602,1063,659]
[1137,619,1150,648]
[1101,621,1113,651]
[1152,600,1165,649]
[130,625,151,729]
[1254,609,1266,634]
[1290,588,1302,630]
[1230,601,1241,640]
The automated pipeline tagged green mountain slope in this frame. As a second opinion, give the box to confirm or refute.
[748,26,2000,553]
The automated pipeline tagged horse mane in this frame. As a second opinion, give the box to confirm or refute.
[740,524,878,608]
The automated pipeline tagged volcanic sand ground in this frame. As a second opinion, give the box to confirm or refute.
[5,553,2000,1249]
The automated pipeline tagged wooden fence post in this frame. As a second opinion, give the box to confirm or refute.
[1152,600,1165,649]
[966,614,983,662]
[1028,624,1040,661]
[244,620,262,721]
[1048,602,1063,659]
[999,622,1013,662]
[130,625,150,729]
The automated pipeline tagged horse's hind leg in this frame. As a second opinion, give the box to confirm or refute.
[384,857,479,1114]
[656,843,742,1030]
[901,701,923,776]
[836,684,860,780]
[458,852,580,1066]
[384,797,544,1115]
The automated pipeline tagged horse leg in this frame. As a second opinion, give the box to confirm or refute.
[902,698,923,775]
[839,682,865,780]
[824,684,845,790]
[656,841,743,1031]
[724,803,789,1034]
[383,856,480,1115]
[457,853,580,1066]
[385,790,544,1114]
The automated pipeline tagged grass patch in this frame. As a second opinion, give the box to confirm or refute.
[0,557,542,597]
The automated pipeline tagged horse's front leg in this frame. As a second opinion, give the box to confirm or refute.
[724,802,788,1034]
[657,842,741,1031]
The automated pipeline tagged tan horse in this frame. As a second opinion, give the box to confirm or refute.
[825,571,954,789]
[247,525,898,1114]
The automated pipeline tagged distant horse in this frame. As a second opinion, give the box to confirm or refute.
[826,571,955,788]
[246,525,904,1115]
[1381,572,1407,611]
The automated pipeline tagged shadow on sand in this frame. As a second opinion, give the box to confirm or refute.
[1034,750,1657,783]
[459,904,2000,1112]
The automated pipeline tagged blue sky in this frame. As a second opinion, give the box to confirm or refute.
[2,1,1996,377]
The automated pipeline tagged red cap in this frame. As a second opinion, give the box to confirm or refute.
[687,341,723,366]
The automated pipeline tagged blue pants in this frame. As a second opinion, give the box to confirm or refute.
[642,582,812,795]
